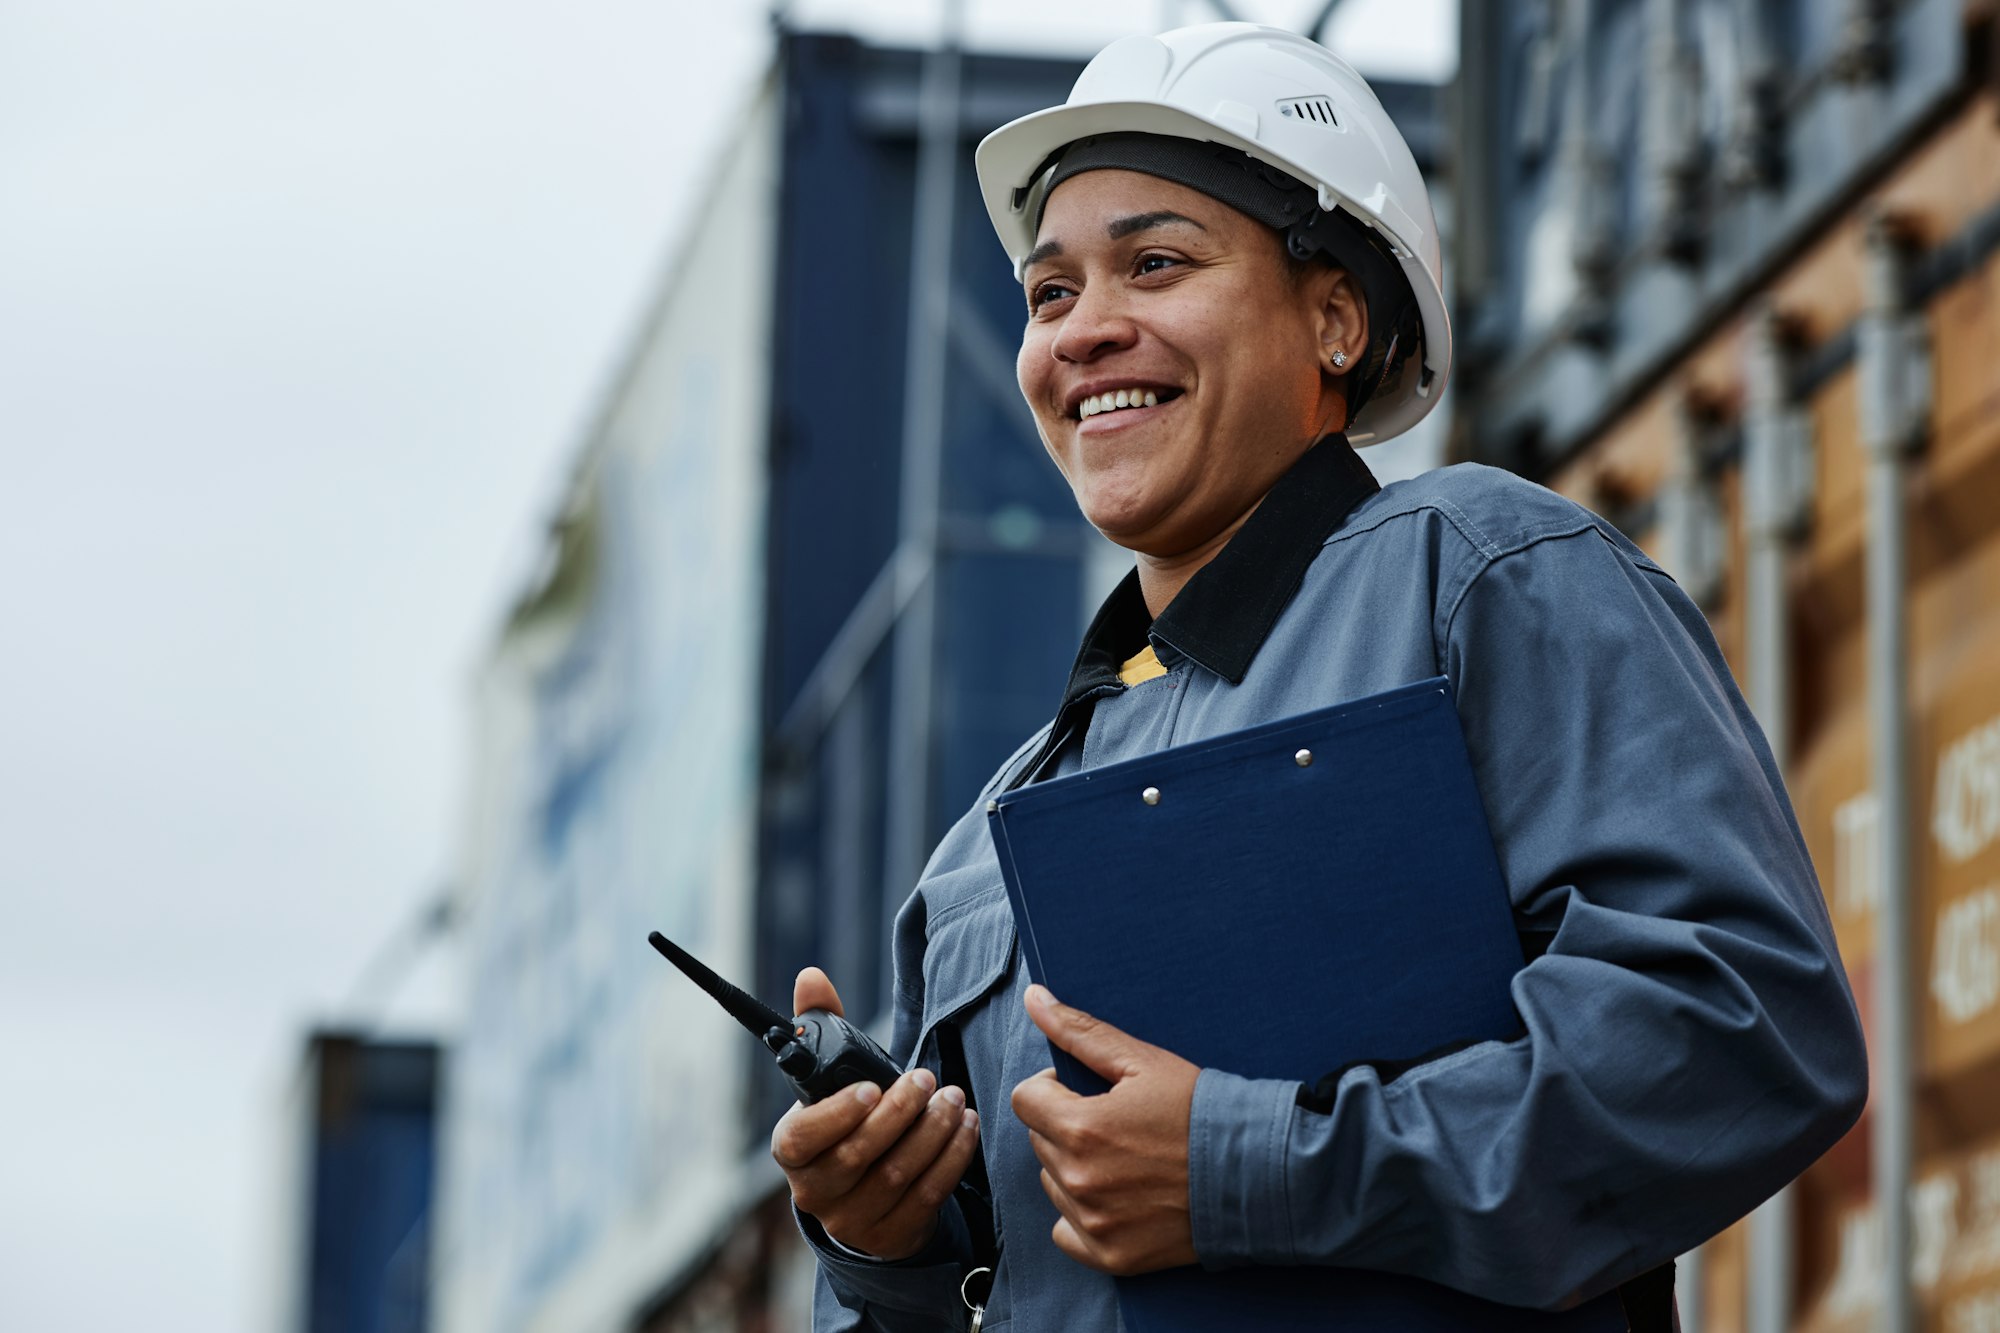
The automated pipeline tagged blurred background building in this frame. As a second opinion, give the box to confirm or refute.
[270,1,2000,1330]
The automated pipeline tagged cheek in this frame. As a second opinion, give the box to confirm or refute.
[1015,338,1038,402]
[1017,319,1056,393]
[1195,309,1317,422]
[1015,334,1071,473]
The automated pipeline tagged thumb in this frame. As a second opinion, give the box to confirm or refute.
[793,966,843,1019]
[1025,984,1148,1083]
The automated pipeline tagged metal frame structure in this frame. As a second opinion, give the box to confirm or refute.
[882,0,967,997]
[1742,297,1814,1333]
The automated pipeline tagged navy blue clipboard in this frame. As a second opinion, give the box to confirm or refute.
[985,676,1627,1332]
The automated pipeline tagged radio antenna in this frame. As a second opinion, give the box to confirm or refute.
[648,931,792,1037]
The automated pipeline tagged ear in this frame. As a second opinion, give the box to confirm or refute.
[1316,267,1371,387]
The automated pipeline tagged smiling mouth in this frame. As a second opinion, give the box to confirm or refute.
[1072,386,1184,421]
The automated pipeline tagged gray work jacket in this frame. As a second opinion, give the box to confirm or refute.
[800,438,1867,1332]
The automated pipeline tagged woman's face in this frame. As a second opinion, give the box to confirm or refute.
[1016,169,1361,558]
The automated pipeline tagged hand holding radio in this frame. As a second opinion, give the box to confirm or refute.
[769,967,984,1260]
[772,1064,978,1260]
[645,931,981,1262]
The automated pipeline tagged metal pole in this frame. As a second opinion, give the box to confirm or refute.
[1558,0,1615,337]
[1833,0,1894,84]
[1642,0,1700,262]
[1675,1252,1706,1333]
[1661,394,1719,1333]
[880,0,963,1006]
[1658,395,1723,612]
[1722,0,1781,189]
[1742,300,1803,1333]
[1859,212,1924,1333]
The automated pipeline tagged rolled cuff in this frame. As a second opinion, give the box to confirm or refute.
[1187,1067,1303,1267]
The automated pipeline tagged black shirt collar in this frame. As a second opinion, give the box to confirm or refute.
[1059,434,1382,706]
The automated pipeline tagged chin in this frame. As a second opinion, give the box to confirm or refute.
[1064,454,1180,532]
[1071,485,1163,546]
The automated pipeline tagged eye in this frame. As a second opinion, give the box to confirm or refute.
[1134,252,1183,277]
[1029,280,1076,312]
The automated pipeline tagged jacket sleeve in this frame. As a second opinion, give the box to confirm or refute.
[794,830,988,1331]
[800,1199,976,1332]
[1184,524,1869,1308]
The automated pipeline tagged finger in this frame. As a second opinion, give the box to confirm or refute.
[1023,1125,1077,1181]
[1010,1065,1080,1136]
[1051,1213,1110,1273]
[771,1080,882,1169]
[1025,984,1149,1083]
[852,1086,970,1224]
[1037,1163,1094,1234]
[794,966,844,1019]
[802,1068,939,1198]
[867,1108,982,1243]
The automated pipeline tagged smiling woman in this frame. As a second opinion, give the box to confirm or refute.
[771,21,1867,1333]
[1015,169,1370,611]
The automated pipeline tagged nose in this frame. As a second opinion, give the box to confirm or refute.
[1049,283,1139,365]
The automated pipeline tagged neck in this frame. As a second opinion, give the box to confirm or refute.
[1133,422,1342,617]
[1134,502,1260,618]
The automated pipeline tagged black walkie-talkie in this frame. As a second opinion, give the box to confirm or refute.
[647,930,903,1105]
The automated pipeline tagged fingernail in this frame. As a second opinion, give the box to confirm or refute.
[910,1068,937,1094]
[963,1109,980,1132]
[934,1085,966,1111]
[854,1082,881,1107]
[1027,984,1057,1007]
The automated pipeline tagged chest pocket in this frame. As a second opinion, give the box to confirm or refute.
[913,889,1017,1080]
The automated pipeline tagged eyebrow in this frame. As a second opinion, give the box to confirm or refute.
[1021,210,1209,271]
[1108,210,1205,240]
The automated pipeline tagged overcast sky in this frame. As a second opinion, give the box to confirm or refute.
[0,2,1451,1328]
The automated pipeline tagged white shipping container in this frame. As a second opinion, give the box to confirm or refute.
[433,72,781,1333]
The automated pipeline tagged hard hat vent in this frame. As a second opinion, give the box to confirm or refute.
[1276,96,1340,127]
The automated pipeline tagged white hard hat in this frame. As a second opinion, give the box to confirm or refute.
[975,22,1451,446]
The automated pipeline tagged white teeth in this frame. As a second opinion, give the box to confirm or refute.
[1078,388,1167,419]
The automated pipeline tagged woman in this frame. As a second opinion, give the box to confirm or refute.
[770,22,1866,1332]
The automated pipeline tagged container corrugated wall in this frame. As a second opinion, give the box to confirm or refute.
[1457,1,2000,1326]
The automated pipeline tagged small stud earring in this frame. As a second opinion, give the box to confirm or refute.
[1330,350,1349,368]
